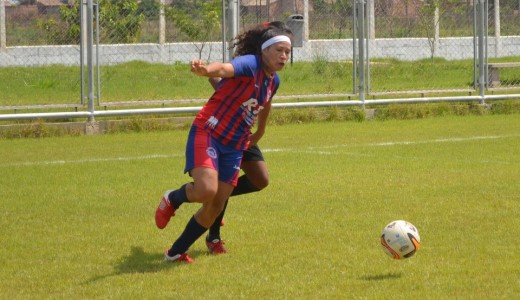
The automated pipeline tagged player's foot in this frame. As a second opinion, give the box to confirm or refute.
[206,238,227,254]
[155,190,176,229]
[164,251,193,263]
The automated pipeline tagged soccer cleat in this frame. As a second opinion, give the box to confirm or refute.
[206,238,227,254]
[164,251,193,263]
[155,191,176,229]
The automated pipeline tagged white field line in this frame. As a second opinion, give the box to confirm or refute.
[263,134,520,153]
[2,154,183,167]
[2,134,518,167]
[302,134,520,150]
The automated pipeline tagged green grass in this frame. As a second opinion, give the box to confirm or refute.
[2,57,519,107]
[1,114,519,298]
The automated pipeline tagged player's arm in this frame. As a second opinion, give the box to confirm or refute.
[191,60,235,78]
[208,77,222,90]
[249,100,272,147]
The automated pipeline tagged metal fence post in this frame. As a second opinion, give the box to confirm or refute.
[356,0,366,108]
[95,0,100,106]
[221,0,227,62]
[476,0,486,104]
[303,0,309,41]
[352,0,357,94]
[365,0,371,95]
[87,0,95,121]
[80,0,87,105]
[227,0,239,61]
[493,0,500,56]
[0,0,6,52]
[159,0,165,45]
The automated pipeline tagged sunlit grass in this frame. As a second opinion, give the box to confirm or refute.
[2,57,519,107]
[1,114,519,298]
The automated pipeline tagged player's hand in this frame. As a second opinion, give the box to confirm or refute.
[249,132,262,147]
[191,59,208,76]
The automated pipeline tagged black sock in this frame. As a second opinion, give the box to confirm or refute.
[207,200,228,241]
[230,175,260,197]
[168,216,207,256]
[205,176,259,240]
[168,183,189,209]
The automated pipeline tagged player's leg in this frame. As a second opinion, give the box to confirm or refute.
[155,125,218,229]
[165,139,241,262]
[206,145,269,253]
[166,169,233,261]
[234,144,269,195]
[235,160,269,194]
[208,160,268,231]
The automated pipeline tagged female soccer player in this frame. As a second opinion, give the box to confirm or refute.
[154,22,293,262]
[203,76,270,255]
[204,22,291,254]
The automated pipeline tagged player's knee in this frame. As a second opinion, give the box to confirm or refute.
[202,198,226,222]
[192,184,218,202]
[252,176,269,191]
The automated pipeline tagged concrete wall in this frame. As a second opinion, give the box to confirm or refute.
[1,36,519,67]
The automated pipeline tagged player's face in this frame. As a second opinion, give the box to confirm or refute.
[262,41,291,75]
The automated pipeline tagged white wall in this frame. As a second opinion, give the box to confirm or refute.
[1,36,519,67]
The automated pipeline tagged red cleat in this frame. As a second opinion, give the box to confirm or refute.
[164,251,193,263]
[155,191,175,229]
[206,238,227,255]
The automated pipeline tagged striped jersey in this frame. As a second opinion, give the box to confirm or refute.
[193,54,280,150]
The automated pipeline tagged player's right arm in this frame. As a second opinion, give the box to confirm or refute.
[191,60,235,78]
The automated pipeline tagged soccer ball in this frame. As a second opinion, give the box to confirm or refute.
[380,220,421,259]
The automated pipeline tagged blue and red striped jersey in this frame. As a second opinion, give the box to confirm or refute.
[193,54,280,150]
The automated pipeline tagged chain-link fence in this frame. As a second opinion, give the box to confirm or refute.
[1,0,519,111]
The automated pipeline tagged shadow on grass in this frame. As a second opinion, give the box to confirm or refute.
[84,246,206,284]
[360,272,402,281]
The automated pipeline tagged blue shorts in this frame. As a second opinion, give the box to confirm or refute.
[185,125,243,186]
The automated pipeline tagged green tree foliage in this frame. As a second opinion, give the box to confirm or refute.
[38,0,144,45]
[417,0,461,60]
[37,2,80,45]
[166,0,221,59]
[137,0,160,19]
[100,0,144,43]
[330,0,353,37]
[312,0,352,38]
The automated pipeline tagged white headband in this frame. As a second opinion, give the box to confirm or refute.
[261,35,292,50]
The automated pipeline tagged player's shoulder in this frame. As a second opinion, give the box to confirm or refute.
[232,54,259,65]
[231,54,261,77]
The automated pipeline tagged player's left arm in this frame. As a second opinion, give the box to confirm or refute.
[208,77,222,90]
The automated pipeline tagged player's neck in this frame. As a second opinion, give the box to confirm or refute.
[262,67,273,78]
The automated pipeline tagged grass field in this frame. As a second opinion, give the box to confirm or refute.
[1,114,519,299]
[1,57,520,107]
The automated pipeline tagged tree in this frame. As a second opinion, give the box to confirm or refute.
[38,0,144,45]
[137,0,160,19]
[330,0,353,38]
[166,0,221,60]
[416,0,461,61]
[99,0,144,43]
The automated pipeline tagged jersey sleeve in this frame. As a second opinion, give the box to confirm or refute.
[230,55,259,78]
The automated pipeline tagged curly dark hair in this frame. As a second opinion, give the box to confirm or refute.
[231,21,294,57]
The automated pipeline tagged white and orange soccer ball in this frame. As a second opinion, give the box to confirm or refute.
[381,220,421,259]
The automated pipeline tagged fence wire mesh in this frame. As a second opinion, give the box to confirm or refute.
[0,0,519,110]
